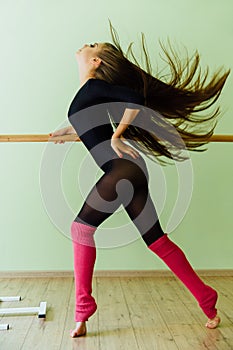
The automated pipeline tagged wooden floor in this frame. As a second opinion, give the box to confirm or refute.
[0,276,233,350]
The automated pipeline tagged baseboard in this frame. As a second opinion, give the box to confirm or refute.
[0,269,232,278]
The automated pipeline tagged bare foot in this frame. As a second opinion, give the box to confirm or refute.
[205,315,221,329]
[70,322,87,338]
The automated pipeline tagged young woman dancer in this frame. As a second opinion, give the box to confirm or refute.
[51,27,230,337]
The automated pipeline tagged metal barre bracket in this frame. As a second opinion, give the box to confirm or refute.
[0,302,47,318]
[0,296,21,302]
[0,324,9,331]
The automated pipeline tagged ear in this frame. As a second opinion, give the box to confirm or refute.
[90,57,102,68]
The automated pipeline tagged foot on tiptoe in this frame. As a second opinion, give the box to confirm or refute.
[70,321,87,337]
[205,315,221,329]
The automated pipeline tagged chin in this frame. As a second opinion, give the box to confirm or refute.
[75,51,80,59]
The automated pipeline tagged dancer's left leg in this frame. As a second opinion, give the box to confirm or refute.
[125,193,220,328]
[148,234,220,327]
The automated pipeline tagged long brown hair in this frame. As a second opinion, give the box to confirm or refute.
[95,23,230,162]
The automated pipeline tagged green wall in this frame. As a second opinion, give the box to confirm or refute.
[0,0,232,271]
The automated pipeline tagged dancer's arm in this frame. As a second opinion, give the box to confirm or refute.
[111,108,140,159]
[112,108,140,139]
[50,126,79,144]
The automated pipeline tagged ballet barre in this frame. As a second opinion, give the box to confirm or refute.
[0,134,80,142]
[0,134,233,142]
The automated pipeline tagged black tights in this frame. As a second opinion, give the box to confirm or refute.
[75,156,164,246]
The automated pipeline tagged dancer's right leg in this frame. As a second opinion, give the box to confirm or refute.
[71,221,97,337]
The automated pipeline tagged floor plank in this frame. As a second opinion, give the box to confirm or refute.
[0,276,232,350]
[97,277,140,350]
[120,277,178,350]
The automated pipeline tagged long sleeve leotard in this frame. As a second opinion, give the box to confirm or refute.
[68,78,144,171]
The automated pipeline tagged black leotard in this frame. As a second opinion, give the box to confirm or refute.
[68,78,164,245]
[68,78,144,171]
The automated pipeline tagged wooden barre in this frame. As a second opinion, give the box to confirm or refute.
[0,134,233,143]
[0,134,80,142]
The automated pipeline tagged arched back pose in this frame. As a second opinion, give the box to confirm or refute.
[52,26,230,337]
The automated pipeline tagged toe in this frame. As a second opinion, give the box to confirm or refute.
[70,327,86,338]
[205,316,221,329]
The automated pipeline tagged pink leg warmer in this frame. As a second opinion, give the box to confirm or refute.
[71,221,97,322]
[149,234,218,319]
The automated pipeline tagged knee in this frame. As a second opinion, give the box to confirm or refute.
[71,221,96,246]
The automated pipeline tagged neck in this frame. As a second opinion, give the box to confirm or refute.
[78,69,96,87]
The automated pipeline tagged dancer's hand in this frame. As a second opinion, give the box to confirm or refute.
[49,126,78,144]
[111,137,140,159]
